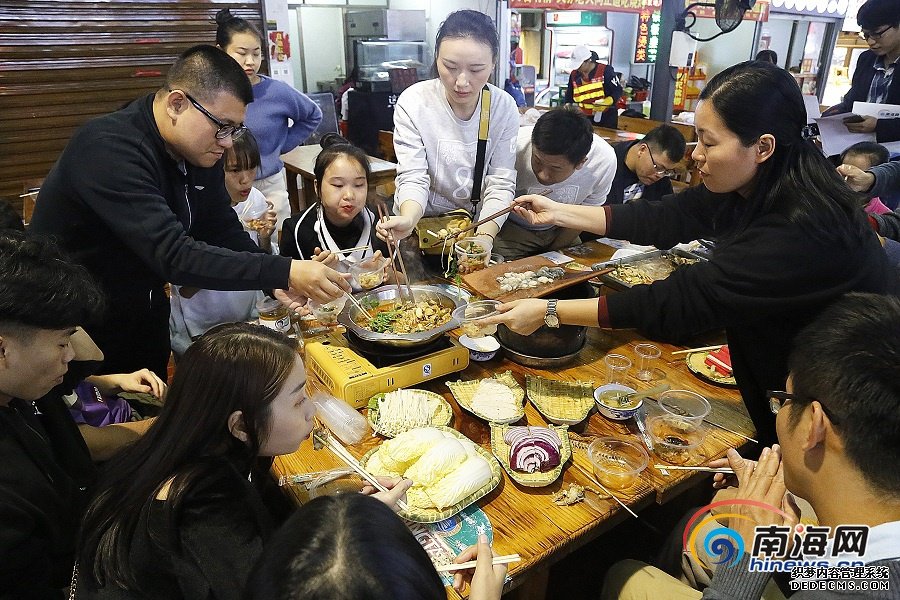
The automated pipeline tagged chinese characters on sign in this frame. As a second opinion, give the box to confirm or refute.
[633,9,661,64]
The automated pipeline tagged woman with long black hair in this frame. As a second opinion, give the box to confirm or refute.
[484,61,897,445]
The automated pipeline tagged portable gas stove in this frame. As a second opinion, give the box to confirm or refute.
[305,329,469,408]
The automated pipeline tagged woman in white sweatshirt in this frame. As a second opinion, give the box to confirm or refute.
[375,10,519,256]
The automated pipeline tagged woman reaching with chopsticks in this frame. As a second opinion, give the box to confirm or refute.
[375,10,519,259]
[75,324,409,600]
[482,61,897,446]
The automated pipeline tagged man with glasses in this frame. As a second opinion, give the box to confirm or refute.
[602,292,900,599]
[31,46,350,379]
[606,124,686,205]
[824,0,900,144]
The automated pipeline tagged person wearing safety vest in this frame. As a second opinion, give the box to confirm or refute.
[564,45,623,128]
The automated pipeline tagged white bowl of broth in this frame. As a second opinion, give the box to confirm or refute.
[594,383,641,421]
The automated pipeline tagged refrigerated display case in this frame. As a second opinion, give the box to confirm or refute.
[352,40,431,93]
[549,25,614,90]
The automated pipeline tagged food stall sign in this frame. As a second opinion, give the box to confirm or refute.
[687,0,770,21]
[511,0,663,16]
[633,8,661,64]
[546,10,606,26]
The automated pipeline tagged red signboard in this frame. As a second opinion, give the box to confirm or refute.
[510,0,662,15]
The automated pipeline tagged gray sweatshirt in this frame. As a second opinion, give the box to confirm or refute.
[392,79,519,226]
[509,126,617,231]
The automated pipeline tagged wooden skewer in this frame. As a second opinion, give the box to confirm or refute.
[705,421,759,444]
[654,465,735,474]
[313,426,409,512]
[343,292,373,320]
[434,554,522,573]
[671,344,725,355]
[18,190,39,198]
[450,205,517,238]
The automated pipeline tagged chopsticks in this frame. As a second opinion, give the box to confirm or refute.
[312,424,409,512]
[591,479,639,519]
[344,292,374,320]
[434,554,521,573]
[376,203,415,303]
[647,397,759,444]
[333,244,371,255]
[654,465,735,474]
[671,344,725,355]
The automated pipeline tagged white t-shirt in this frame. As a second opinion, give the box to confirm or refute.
[509,125,617,231]
[168,189,266,354]
[392,79,519,226]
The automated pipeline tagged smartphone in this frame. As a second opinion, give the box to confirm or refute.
[842,114,865,124]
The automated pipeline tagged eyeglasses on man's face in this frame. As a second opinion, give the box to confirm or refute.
[172,90,247,140]
[767,390,841,425]
[645,144,678,178]
[858,25,895,41]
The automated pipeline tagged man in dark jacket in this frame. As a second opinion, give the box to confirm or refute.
[606,124,686,205]
[31,45,349,378]
[0,233,104,599]
[824,0,900,144]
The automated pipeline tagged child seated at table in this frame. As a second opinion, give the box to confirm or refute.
[76,323,410,600]
[168,132,274,355]
[840,141,892,215]
[245,493,506,600]
[279,133,389,284]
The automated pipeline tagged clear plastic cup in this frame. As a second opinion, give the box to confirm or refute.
[604,353,632,384]
[634,343,661,381]
[454,240,490,275]
[647,415,706,465]
[657,390,711,426]
[349,257,387,291]
[237,192,269,234]
[312,390,369,445]
[587,437,648,496]
[452,300,500,339]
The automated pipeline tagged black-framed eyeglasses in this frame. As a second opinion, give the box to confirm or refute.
[767,390,841,425]
[645,144,677,178]
[173,90,246,140]
[858,25,895,41]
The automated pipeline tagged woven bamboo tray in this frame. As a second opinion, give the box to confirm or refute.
[446,371,525,424]
[490,424,571,487]
[526,375,595,425]
[367,389,453,438]
[359,426,503,523]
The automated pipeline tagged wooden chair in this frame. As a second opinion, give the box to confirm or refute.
[377,130,396,163]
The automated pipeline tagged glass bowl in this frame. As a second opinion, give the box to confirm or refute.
[452,300,500,339]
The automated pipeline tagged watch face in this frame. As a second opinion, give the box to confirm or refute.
[545,314,560,328]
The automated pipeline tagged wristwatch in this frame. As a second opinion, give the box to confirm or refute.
[544,299,560,329]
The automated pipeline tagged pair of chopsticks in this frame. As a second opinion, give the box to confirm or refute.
[376,203,415,303]
[654,465,734,474]
[344,292,373,320]
[426,190,553,242]
[333,244,371,255]
[434,554,521,573]
[671,344,725,355]
[591,478,639,519]
[312,423,409,512]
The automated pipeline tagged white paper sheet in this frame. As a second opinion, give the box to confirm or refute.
[851,102,900,154]
[803,95,821,122]
[814,113,876,157]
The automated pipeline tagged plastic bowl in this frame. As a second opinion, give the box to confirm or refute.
[647,415,706,464]
[459,334,500,361]
[587,437,648,492]
[307,469,365,499]
[309,296,348,325]
[349,258,387,291]
[452,300,500,339]
[657,390,711,426]
[454,240,490,275]
[488,253,505,267]
[594,383,641,421]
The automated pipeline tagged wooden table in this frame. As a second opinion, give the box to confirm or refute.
[273,241,754,599]
[593,126,644,144]
[280,145,398,214]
